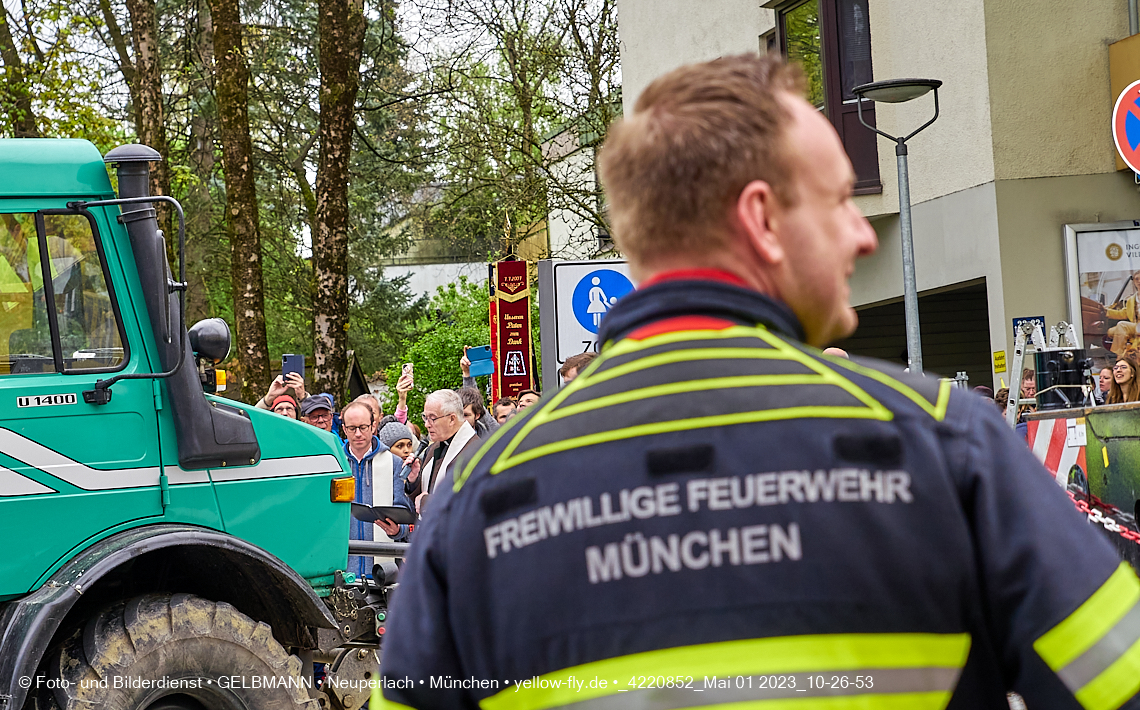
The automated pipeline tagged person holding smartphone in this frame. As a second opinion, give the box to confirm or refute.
[255,371,308,412]
[393,362,414,424]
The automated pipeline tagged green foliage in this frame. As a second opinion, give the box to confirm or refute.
[379,271,546,415]
[410,54,555,258]
[348,271,425,374]
[102,0,427,393]
[785,1,825,108]
[381,276,489,416]
[0,2,129,148]
[403,0,621,261]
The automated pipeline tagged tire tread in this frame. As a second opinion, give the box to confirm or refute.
[46,593,318,710]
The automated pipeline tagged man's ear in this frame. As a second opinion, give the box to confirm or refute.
[735,180,784,267]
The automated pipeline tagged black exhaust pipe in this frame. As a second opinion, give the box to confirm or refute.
[102,144,260,469]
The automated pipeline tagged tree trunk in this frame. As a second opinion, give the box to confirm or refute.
[209,0,270,403]
[312,0,366,402]
[0,8,38,137]
[184,0,215,326]
[97,0,138,116]
[292,131,319,243]
[125,0,173,254]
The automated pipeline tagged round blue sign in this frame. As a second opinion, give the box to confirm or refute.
[571,269,634,334]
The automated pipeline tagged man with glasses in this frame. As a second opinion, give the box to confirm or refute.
[342,401,412,579]
[403,389,479,517]
[299,394,336,432]
[269,394,298,419]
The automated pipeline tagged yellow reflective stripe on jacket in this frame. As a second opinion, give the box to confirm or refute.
[599,324,768,357]
[489,691,953,710]
[1034,562,1140,710]
[479,633,971,710]
[375,695,415,710]
[487,327,894,475]
[458,324,950,490]
[823,354,952,422]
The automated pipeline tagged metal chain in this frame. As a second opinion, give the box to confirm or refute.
[1069,492,1140,544]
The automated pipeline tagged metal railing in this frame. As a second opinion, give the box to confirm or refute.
[348,540,410,557]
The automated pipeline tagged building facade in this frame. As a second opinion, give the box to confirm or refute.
[617,0,1140,388]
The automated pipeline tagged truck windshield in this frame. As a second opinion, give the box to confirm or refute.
[0,212,124,374]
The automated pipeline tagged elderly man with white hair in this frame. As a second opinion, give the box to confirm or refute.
[403,389,479,516]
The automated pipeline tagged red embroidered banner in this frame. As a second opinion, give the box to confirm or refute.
[493,260,534,399]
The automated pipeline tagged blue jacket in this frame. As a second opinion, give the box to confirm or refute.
[380,277,1140,709]
[345,435,412,579]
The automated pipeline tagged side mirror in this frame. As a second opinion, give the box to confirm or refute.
[189,318,231,363]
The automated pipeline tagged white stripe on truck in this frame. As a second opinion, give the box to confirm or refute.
[0,466,56,496]
[0,428,160,490]
[0,428,343,491]
[210,454,343,482]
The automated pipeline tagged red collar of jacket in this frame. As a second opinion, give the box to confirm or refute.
[638,269,750,290]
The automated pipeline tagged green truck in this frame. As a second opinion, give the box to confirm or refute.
[1024,403,1140,571]
[0,140,391,710]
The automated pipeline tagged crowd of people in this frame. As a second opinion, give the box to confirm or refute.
[263,341,1137,562]
[974,357,1140,428]
[1102,357,1140,404]
[251,347,598,580]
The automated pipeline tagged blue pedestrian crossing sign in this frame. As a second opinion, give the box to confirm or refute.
[541,260,636,376]
[571,269,635,334]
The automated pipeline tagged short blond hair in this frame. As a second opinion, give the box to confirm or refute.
[598,54,801,265]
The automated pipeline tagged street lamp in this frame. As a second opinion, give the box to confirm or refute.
[852,78,942,374]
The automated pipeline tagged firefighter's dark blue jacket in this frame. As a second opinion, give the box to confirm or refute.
[379,276,1140,710]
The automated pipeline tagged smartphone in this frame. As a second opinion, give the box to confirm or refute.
[402,362,414,377]
[467,345,494,377]
[282,354,305,380]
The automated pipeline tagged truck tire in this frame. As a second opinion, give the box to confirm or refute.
[44,593,319,710]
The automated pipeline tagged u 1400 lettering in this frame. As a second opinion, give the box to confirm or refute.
[17,393,76,408]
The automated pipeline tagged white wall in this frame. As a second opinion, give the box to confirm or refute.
[851,182,1006,386]
[853,0,995,218]
[851,183,1001,305]
[618,0,774,114]
[382,262,488,300]
[546,136,602,260]
[984,0,1128,181]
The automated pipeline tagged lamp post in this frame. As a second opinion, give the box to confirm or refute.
[852,78,942,374]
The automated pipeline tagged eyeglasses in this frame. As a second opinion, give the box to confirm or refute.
[307,412,332,421]
[344,424,372,434]
[421,412,454,424]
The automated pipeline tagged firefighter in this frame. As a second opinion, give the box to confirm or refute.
[379,54,1140,709]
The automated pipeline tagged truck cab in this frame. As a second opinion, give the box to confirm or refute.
[0,140,381,710]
